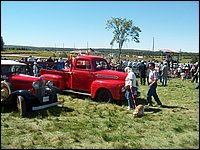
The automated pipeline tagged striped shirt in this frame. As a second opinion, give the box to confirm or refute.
[149,69,158,83]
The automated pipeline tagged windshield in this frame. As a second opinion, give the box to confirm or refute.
[1,65,26,75]
[94,59,110,70]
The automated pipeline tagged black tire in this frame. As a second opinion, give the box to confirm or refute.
[17,96,26,117]
[1,81,14,102]
[54,94,58,102]
[97,89,113,103]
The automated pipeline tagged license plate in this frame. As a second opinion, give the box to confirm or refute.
[43,96,49,102]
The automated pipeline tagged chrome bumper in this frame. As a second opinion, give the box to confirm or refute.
[32,101,63,111]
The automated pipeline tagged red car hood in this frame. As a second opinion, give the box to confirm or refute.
[94,70,127,80]
[10,74,40,83]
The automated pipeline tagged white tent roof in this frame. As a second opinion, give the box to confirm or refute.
[1,59,26,65]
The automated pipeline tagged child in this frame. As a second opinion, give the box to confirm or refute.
[180,70,186,80]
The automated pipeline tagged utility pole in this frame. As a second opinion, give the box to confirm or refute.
[152,37,155,58]
[152,37,154,52]
[111,45,113,55]
[86,42,89,54]
[87,41,88,49]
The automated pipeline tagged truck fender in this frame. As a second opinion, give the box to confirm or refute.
[40,74,65,90]
[91,79,124,100]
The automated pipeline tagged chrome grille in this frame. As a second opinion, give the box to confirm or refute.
[35,80,46,99]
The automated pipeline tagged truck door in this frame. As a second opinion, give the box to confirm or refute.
[72,59,94,92]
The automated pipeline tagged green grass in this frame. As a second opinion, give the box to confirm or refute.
[1,49,66,60]
[1,78,199,149]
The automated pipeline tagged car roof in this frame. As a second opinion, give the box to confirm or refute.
[1,60,26,66]
[76,55,103,59]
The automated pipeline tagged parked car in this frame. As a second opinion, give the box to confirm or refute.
[1,59,62,117]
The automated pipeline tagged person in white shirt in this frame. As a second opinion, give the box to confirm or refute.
[33,61,39,77]
[124,66,137,110]
[27,55,35,62]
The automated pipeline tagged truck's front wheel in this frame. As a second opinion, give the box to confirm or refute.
[97,89,113,103]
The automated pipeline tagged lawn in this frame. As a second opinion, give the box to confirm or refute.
[1,78,199,149]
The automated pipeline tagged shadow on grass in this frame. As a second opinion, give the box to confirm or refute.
[114,97,148,107]
[135,97,148,106]
[61,92,90,100]
[26,105,74,119]
[160,104,188,110]
[144,107,161,113]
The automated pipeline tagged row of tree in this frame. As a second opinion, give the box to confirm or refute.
[1,36,4,51]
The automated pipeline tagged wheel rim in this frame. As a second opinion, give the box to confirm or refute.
[17,96,22,115]
[98,90,112,103]
[1,82,11,101]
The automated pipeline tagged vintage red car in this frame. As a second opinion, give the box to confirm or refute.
[1,59,62,117]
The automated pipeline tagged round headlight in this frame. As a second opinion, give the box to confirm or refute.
[121,86,126,92]
[46,80,54,87]
[32,81,39,89]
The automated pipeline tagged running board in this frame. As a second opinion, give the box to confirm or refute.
[63,89,91,96]
[32,101,63,111]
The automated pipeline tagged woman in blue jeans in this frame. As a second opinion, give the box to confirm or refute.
[124,66,137,110]
[147,62,162,106]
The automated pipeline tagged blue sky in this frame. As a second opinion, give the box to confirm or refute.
[1,1,199,53]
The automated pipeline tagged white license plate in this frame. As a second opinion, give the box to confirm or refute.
[43,96,49,102]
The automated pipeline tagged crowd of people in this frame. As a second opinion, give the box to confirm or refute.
[123,59,199,110]
[23,55,199,92]
[20,55,70,76]
[121,59,199,83]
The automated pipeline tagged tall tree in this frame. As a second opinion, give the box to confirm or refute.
[1,36,5,51]
[106,17,141,64]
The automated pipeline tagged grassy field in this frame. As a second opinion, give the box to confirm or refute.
[1,78,199,149]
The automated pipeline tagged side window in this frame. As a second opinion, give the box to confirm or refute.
[76,60,91,70]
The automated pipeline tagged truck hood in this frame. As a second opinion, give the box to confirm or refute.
[10,74,40,83]
[94,70,127,80]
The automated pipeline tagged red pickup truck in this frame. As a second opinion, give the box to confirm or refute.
[39,55,129,103]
